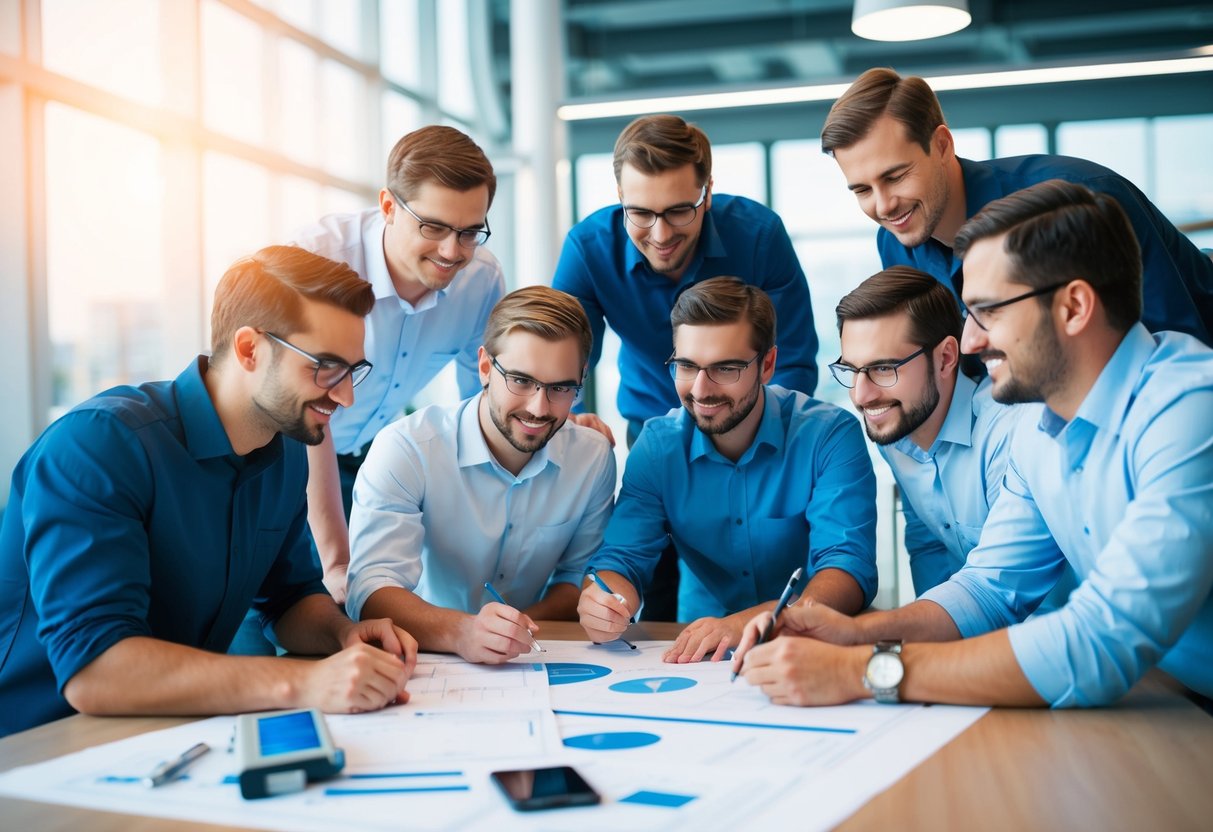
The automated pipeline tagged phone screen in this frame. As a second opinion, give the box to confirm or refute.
[490,766,601,811]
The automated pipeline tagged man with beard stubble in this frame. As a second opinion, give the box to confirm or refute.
[0,246,418,737]
[346,287,616,664]
[579,277,876,662]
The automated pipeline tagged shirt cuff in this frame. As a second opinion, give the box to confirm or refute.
[919,578,997,638]
[1008,615,1072,707]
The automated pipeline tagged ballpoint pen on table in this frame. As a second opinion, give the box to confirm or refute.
[143,742,211,787]
[731,566,803,683]
[483,581,546,653]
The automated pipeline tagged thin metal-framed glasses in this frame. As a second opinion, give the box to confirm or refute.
[263,332,373,389]
[828,346,926,389]
[389,188,491,248]
[490,356,584,405]
[665,351,761,386]
[623,185,708,229]
[962,281,1070,331]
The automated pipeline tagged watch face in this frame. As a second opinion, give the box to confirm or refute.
[867,652,904,688]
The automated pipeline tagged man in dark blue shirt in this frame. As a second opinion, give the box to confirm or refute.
[0,246,418,737]
[820,67,1213,345]
[554,114,820,445]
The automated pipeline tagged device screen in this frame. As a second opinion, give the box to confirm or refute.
[257,711,322,757]
[490,766,601,811]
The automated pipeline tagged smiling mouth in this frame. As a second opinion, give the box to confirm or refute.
[426,256,463,270]
[883,207,915,227]
[863,404,895,418]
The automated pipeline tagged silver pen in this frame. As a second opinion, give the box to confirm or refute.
[143,741,211,787]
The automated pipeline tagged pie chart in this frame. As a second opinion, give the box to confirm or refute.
[545,663,611,685]
[608,676,698,694]
[562,731,662,750]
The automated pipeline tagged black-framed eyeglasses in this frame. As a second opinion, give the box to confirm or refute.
[828,346,926,389]
[389,188,491,248]
[623,185,708,229]
[490,356,583,405]
[665,351,761,386]
[962,281,1070,331]
[263,331,373,389]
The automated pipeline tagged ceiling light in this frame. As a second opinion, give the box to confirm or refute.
[852,0,971,42]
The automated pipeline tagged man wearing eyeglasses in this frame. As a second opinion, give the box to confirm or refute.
[578,278,876,662]
[0,247,419,737]
[345,287,616,664]
[288,126,507,612]
[553,114,820,621]
[831,267,1078,605]
[733,181,1213,711]
[821,68,1213,349]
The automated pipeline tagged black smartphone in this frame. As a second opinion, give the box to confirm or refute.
[490,765,601,812]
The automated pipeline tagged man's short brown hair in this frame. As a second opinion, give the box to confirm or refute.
[670,276,776,356]
[836,266,963,353]
[821,67,945,156]
[613,114,712,187]
[210,246,374,359]
[387,125,497,207]
[483,286,593,367]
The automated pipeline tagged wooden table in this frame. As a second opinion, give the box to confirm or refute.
[3,621,1211,831]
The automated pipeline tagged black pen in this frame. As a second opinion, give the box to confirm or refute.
[143,742,210,787]
[731,567,803,683]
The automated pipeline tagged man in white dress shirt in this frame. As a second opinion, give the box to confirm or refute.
[347,287,617,664]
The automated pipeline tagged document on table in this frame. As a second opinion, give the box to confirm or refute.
[0,641,987,831]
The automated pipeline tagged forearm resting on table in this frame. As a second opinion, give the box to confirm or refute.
[361,585,468,654]
[306,438,350,574]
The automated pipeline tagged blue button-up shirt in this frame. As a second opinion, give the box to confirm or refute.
[589,386,877,620]
[346,394,617,619]
[922,326,1213,706]
[883,374,1023,593]
[293,209,505,454]
[0,358,326,736]
[553,194,819,425]
[879,156,1213,345]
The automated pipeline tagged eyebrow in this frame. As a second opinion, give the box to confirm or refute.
[501,367,581,386]
[621,198,699,212]
[847,162,911,191]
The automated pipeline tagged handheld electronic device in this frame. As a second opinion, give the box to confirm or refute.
[490,765,601,812]
[235,708,345,799]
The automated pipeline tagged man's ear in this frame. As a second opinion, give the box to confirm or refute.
[231,326,261,373]
[932,123,955,160]
[935,334,960,377]
[1058,279,1097,336]
[477,345,492,388]
[760,345,778,383]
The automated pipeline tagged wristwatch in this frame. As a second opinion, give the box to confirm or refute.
[864,640,904,704]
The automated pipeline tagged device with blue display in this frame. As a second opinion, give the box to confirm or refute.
[235,708,345,799]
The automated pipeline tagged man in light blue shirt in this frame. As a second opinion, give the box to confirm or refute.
[832,267,1025,594]
[291,126,506,604]
[734,180,1213,709]
[347,287,616,664]
[579,278,877,663]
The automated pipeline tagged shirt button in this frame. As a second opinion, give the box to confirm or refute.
[1074,465,1083,473]
[394,383,400,389]
[742,570,750,577]
[401,352,408,358]
[735,518,743,525]
[943,522,951,529]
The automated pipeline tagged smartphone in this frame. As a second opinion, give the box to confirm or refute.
[490,765,601,811]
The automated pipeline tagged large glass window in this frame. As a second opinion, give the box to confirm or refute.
[1058,118,1150,192]
[41,0,162,105]
[202,0,266,146]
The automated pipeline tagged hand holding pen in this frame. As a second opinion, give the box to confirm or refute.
[482,582,546,654]
[731,567,803,682]
[578,569,635,643]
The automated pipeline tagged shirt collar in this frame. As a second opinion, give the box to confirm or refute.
[688,385,783,465]
[177,356,239,461]
[889,371,977,461]
[959,157,1005,222]
[456,392,555,480]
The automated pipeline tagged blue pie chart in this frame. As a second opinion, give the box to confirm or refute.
[609,676,698,694]
[563,731,661,751]
[545,663,611,685]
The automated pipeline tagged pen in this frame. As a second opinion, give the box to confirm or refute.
[587,570,634,624]
[483,582,546,653]
[731,567,803,683]
[143,742,210,787]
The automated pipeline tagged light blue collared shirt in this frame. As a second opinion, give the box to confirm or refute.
[882,374,1020,594]
[292,209,506,454]
[588,386,878,621]
[345,394,617,619]
[921,325,1213,706]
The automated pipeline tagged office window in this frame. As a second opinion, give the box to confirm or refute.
[202,0,266,146]
[437,0,475,121]
[318,0,366,59]
[574,153,616,222]
[382,90,423,161]
[277,39,320,166]
[41,0,162,105]
[321,59,367,182]
[1058,118,1149,192]
[44,104,167,416]
[951,127,992,161]
[712,143,767,204]
[203,152,271,304]
[381,0,422,87]
[995,124,1048,157]
[1153,114,1213,248]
